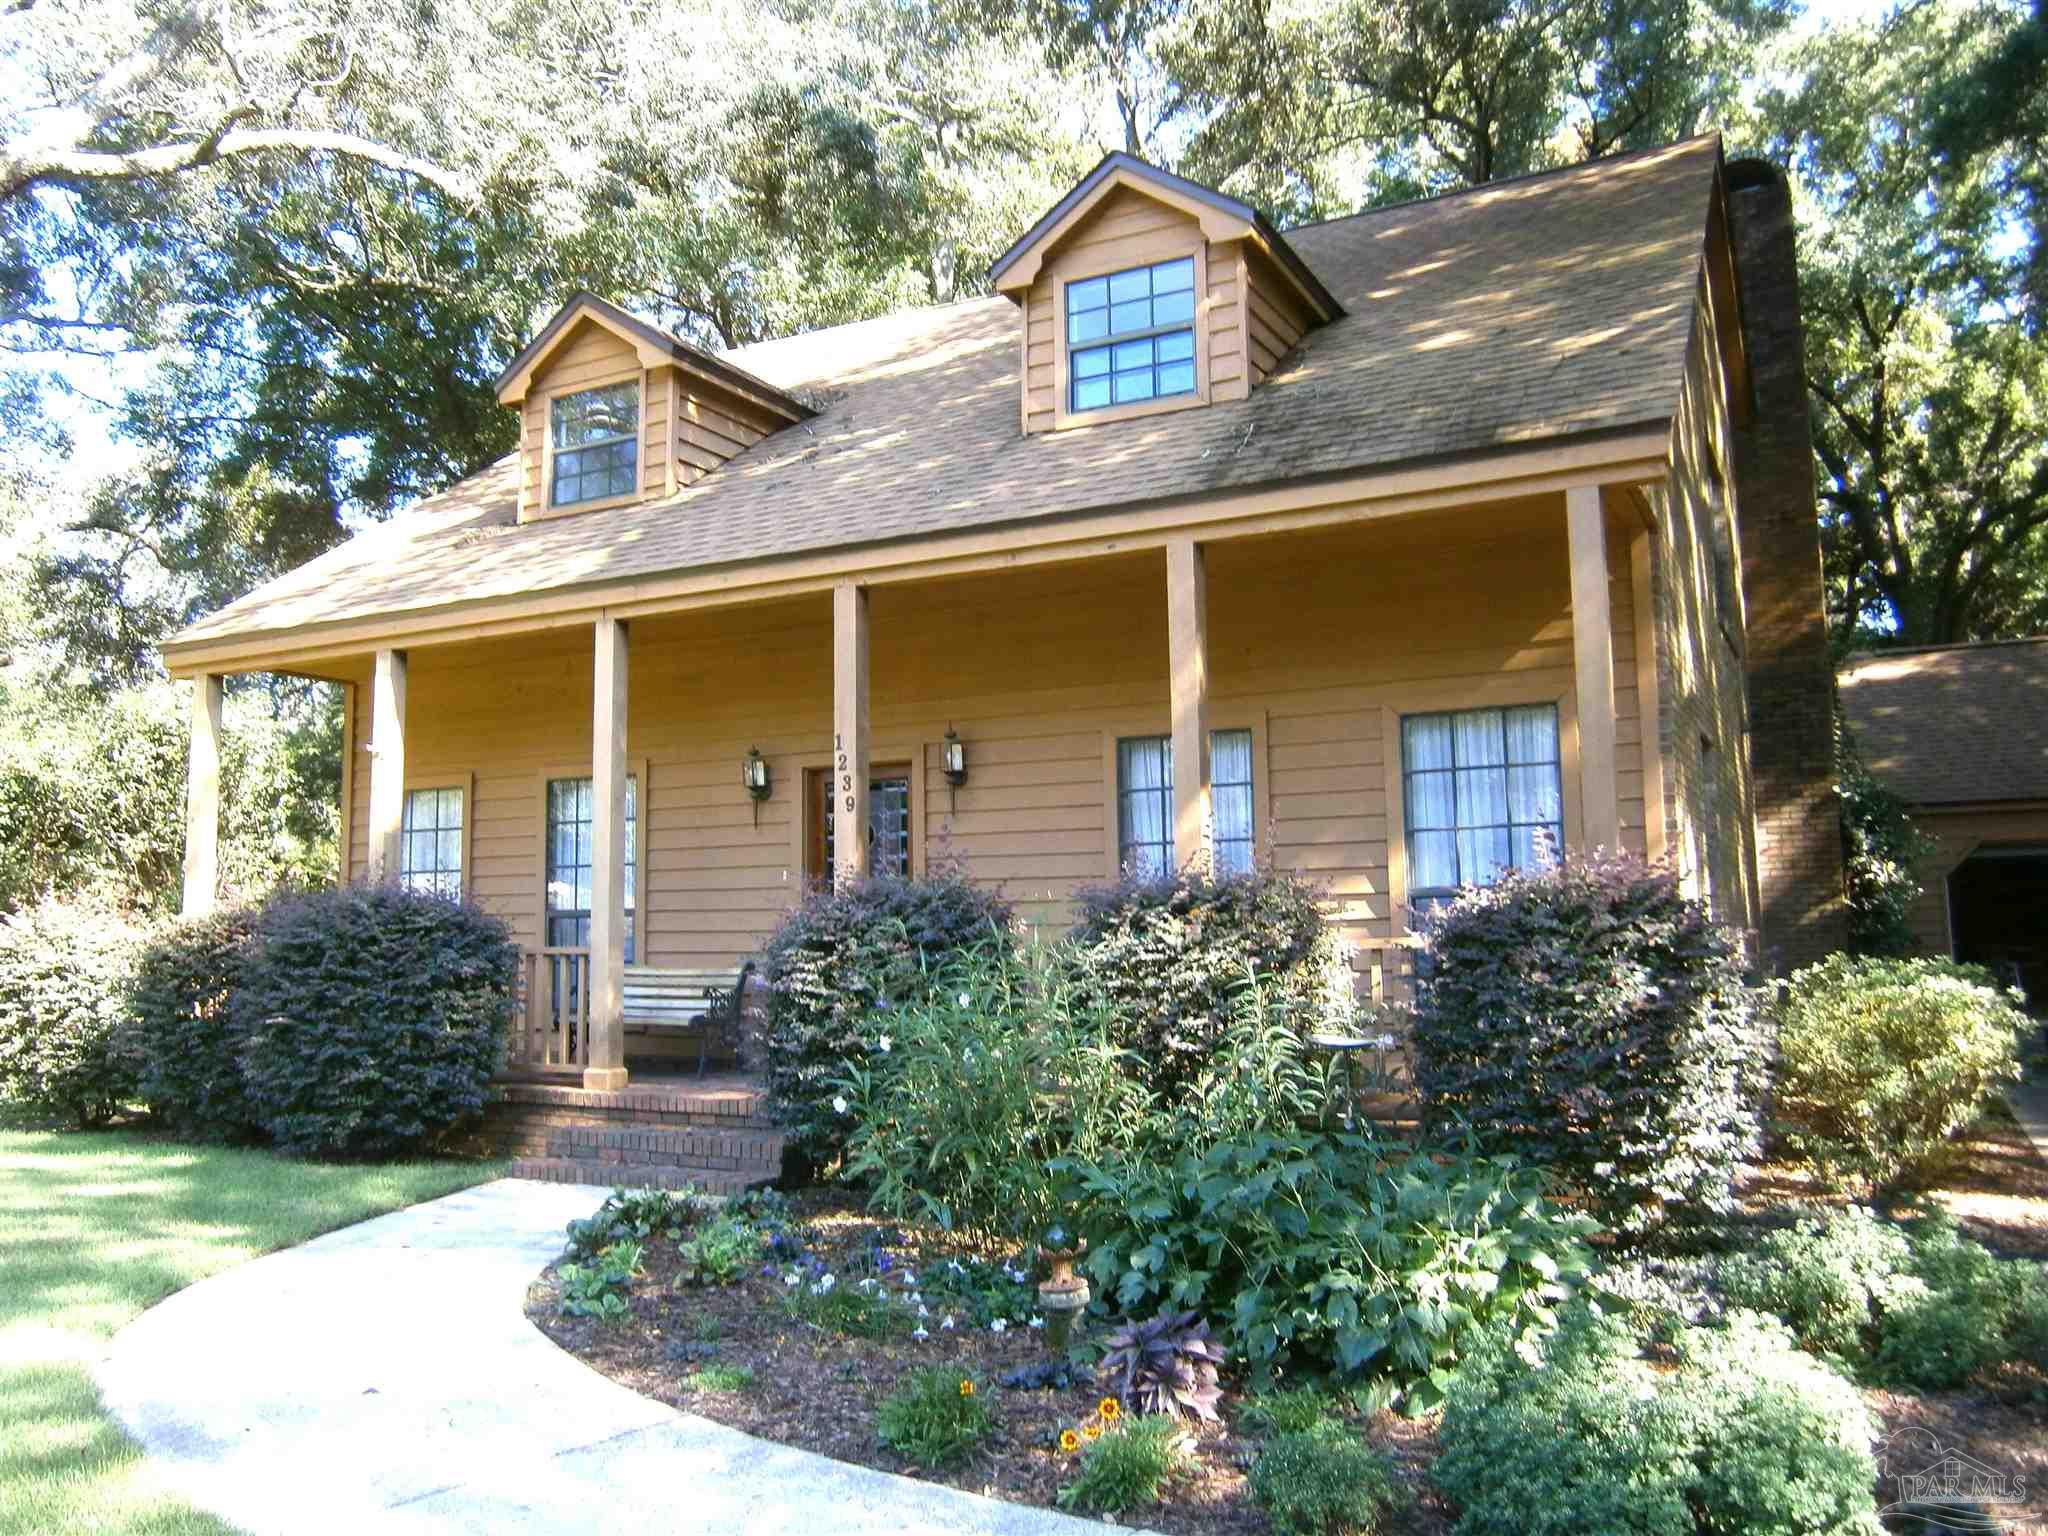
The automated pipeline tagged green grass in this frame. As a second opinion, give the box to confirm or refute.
[682,1363,755,1394]
[0,1123,501,1535]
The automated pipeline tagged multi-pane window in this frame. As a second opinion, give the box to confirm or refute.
[399,787,464,898]
[1402,705,1563,901]
[550,382,638,507]
[1116,728,1256,877]
[1067,257,1197,413]
[822,774,911,878]
[544,775,637,960]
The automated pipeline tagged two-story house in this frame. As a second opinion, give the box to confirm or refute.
[162,135,1847,1105]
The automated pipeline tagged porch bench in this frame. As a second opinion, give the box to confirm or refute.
[622,962,756,1076]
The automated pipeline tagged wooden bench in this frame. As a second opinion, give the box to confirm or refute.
[621,962,756,1076]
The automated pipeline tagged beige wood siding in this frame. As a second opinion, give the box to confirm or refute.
[1244,247,1311,383]
[344,494,1624,997]
[673,377,786,488]
[1208,240,1248,402]
[517,320,641,519]
[1905,805,2048,956]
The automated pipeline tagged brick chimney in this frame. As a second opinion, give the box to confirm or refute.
[1724,157,1847,971]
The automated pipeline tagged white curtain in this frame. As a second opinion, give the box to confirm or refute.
[1119,736,1173,876]
[1212,728,1254,874]
[1505,705,1562,868]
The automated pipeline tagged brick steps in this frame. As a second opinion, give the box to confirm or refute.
[508,1156,772,1196]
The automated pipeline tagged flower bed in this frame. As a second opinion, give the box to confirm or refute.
[526,1192,1448,1536]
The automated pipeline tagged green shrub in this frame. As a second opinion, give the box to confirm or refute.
[760,867,1013,1166]
[565,1187,717,1261]
[677,1211,760,1286]
[835,946,1148,1242]
[1062,863,1350,1104]
[0,902,142,1127]
[1837,716,1934,958]
[1410,851,1765,1237]
[1249,1423,1399,1536]
[123,905,263,1140]
[1434,1305,1880,1536]
[1056,1415,1183,1513]
[231,885,517,1158]
[1774,955,2025,1189]
[1715,1207,2048,1391]
[1240,1386,1342,1435]
[874,1368,992,1468]
[558,1240,643,1323]
[683,1363,755,1393]
[1060,1127,1598,1402]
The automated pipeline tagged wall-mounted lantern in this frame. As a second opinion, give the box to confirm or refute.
[743,746,772,826]
[942,725,968,812]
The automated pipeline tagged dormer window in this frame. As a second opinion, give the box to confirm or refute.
[550,382,639,508]
[1067,257,1198,413]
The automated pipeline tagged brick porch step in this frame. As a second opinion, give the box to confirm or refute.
[542,1123,784,1173]
[508,1156,773,1196]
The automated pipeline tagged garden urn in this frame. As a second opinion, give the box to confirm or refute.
[1037,1233,1089,1353]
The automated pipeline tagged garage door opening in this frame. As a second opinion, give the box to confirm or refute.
[1948,844,2048,1013]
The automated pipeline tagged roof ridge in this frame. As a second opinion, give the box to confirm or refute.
[1283,132,1723,235]
[1843,635,2048,663]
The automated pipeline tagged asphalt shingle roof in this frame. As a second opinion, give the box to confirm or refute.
[171,135,1723,653]
[1839,639,2048,806]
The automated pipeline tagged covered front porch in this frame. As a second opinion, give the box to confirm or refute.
[175,468,1677,1095]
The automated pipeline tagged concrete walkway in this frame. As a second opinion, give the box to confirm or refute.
[96,1179,1110,1536]
[2007,1078,2048,1167]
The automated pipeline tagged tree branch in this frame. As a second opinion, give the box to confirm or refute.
[0,126,476,204]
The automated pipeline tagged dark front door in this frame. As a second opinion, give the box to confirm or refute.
[807,764,911,881]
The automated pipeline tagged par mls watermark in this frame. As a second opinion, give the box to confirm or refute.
[1877,1425,2033,1533]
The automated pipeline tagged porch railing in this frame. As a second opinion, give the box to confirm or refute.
[509,946,592,1073]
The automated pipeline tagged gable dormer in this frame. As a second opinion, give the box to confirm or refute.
[990,155,1341,435]
[495,292,811,523]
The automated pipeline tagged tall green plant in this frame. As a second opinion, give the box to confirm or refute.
[1835,713,1933,957]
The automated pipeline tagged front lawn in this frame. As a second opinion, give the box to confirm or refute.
[0,1122,500,1536]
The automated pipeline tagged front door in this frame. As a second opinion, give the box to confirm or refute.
[807,763,911,881]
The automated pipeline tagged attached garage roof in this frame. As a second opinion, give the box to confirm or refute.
[168,135,1725,658]
[1840,638,2048,806]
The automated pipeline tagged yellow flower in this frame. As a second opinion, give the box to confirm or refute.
[958,1379,976,1398]
[1097,1398,1121,1423]
[1059,1429,1081,1454]
[1082,1423,1103,1441]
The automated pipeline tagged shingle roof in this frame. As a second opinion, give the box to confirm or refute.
[1839,639,2048,806]
[169,135,1723,654]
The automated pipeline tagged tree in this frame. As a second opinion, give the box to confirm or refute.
[1752,0,2048,644]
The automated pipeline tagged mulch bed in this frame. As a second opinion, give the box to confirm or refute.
[529,1110,2048,1535]
[527,1194,1451,1535]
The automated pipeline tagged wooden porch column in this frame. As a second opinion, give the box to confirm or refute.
[586,615,630,1092]
[1166,537,1212,868]
[180,673,224,915]
[365,648,408,882]
[833,581,871,885]
[1567,487,1621,850]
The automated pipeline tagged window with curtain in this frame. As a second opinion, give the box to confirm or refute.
[544,774,637,960]
[398,787,463,898]
[1117,728,1256,877]
[550,382,638,507]
[1067,257,1198,413]
[1402,705,1562,901]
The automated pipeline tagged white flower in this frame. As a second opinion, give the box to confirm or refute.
[990,1319,1007,1334]
[783,1272,801,1288]
[877,1034,892,1053]
[940,1314,956,1330]
[813,1273,836,1294]
[1029,1316,1045,1330]
[917,1304,930,1318]
[912,1326,929,1341]
[910,1291,922,1304]
[831,1095,849,1115]
[958,992,972,1008]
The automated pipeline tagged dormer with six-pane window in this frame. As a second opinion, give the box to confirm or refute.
[990,154,1342,434]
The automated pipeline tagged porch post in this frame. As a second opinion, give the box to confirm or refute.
[833,581,871,884]
[1166,536,1212,868]
[180,673,223,916]
[365,648,408,882]
[1567,486,1621,850]
[586,614,630,1092]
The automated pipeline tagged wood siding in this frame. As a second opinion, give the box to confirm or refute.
[344,496,1661,1003]
[1905,805,2048,956]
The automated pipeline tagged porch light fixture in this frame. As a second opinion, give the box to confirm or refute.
[743,747,772,826]
[942,726,968,812]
